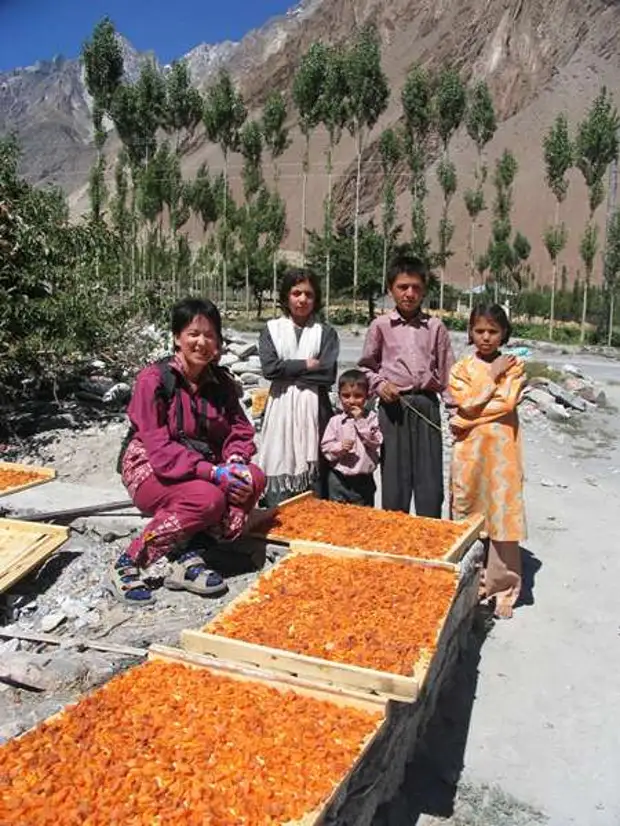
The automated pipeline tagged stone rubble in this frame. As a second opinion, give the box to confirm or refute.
[521,364,607,422]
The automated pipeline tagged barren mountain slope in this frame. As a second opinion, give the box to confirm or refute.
[4,0,620,284]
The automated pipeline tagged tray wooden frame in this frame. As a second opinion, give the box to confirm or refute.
[250,492,484,563]
[0,517,69,594]
[16,648,388,826]
[181,544,462,702]
[0,460,56,497]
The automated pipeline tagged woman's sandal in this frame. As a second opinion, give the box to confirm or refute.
[163,554,228,597]
[108,560,156,605]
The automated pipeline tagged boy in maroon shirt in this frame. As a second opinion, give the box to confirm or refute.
[358,256,454,517]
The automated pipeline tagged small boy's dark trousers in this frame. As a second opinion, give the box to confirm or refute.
[378,391,443,518]
[326,467,376,507]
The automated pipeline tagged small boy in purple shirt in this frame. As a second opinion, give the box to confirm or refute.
[321,370,383,507]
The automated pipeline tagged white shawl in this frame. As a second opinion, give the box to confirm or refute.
[258,317,323,497]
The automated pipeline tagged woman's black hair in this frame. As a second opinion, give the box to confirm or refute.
[468,303,512,345]
[171,297,223,348]
[387,254,428,288]
[278,268,322,315]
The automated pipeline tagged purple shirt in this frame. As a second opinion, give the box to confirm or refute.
[121,357,256,496]
[358,310,454,404]
[321,411,383,476]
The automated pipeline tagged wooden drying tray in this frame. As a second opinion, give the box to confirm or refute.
[13,649,388,826]
[0,460,56,497]
[0,517,69,594]
[249,491,484,564]
[181,544,461,703]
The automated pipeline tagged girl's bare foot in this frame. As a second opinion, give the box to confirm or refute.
[494,598,514,619]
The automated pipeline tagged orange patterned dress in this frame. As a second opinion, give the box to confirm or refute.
[449,354,526,542]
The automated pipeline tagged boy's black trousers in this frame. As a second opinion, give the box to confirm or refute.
[378,391,443,518]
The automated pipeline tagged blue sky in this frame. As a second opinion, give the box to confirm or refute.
[0,0,296,71]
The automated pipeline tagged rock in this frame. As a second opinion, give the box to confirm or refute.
[595,390,607,407]
[89,359,107,371]
[0,652,52,691]
[563,363,585,378]
[102,382,131,405]
[526,388,571,421]
[239,373,260,387]
[230,360,261,377]
[0,720,27,744]
[83,654,116,688]
[43,652,89,688]
[58,596,92,621]
[546,381,587,412]
[527,376,550,388]
[0,638,21,654]
[246,355,261,371]
[230,361,249,375]
[563,377,588,393]
[219,352,237,367]
[546,402,571,422]
[40,612,67,633]
[227,341,258,360]
[78,376,116,397]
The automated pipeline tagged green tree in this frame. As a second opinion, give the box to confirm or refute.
[292,43,328,264]
[343,25,390,313]
[203,70,247,311]
[433,68,466,310]
[543,113,573,338]
[239,120,264,312]
[307,221,385,321]
[163,60,203,152]
[575,87,620,341]
[261,90,290,314]
[603,208,620,344]
[379,128,402,295]
[81,17,124,223]
[319,45,348,318]
[191,163,218,232]
[487,150,518,302]
[464,80,496,307]
[401,65,433,267]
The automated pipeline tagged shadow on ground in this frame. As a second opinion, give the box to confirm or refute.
[374,607,493,825]
[516,546,542,609]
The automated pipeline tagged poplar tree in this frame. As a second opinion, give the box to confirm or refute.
[464,80,496,307]
[261,91,290,314]
[203,70,247,310]
[343,25,389,314]
[434,68,466,310]
[319,45,348,318]
[292,44,327,264]
[402,65,433,267]
[81,17,124,223]
[543,113,573,338]
[379,128,402,295]
[575,87,619,341]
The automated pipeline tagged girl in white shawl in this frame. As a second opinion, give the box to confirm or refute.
[258,269,339,507]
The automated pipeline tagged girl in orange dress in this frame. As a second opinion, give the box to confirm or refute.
[449,304,526,619]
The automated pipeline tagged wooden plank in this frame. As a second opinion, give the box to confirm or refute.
[0,629,146,658]
[288,539,460,570]
[0,461,56,497]
[251,494,484,561]
[0,517,69,593]
[181,628,419,701]
[148,645,386,711]
[443,513,485,562]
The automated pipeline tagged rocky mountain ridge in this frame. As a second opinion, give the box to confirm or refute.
[3,0,620,283]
